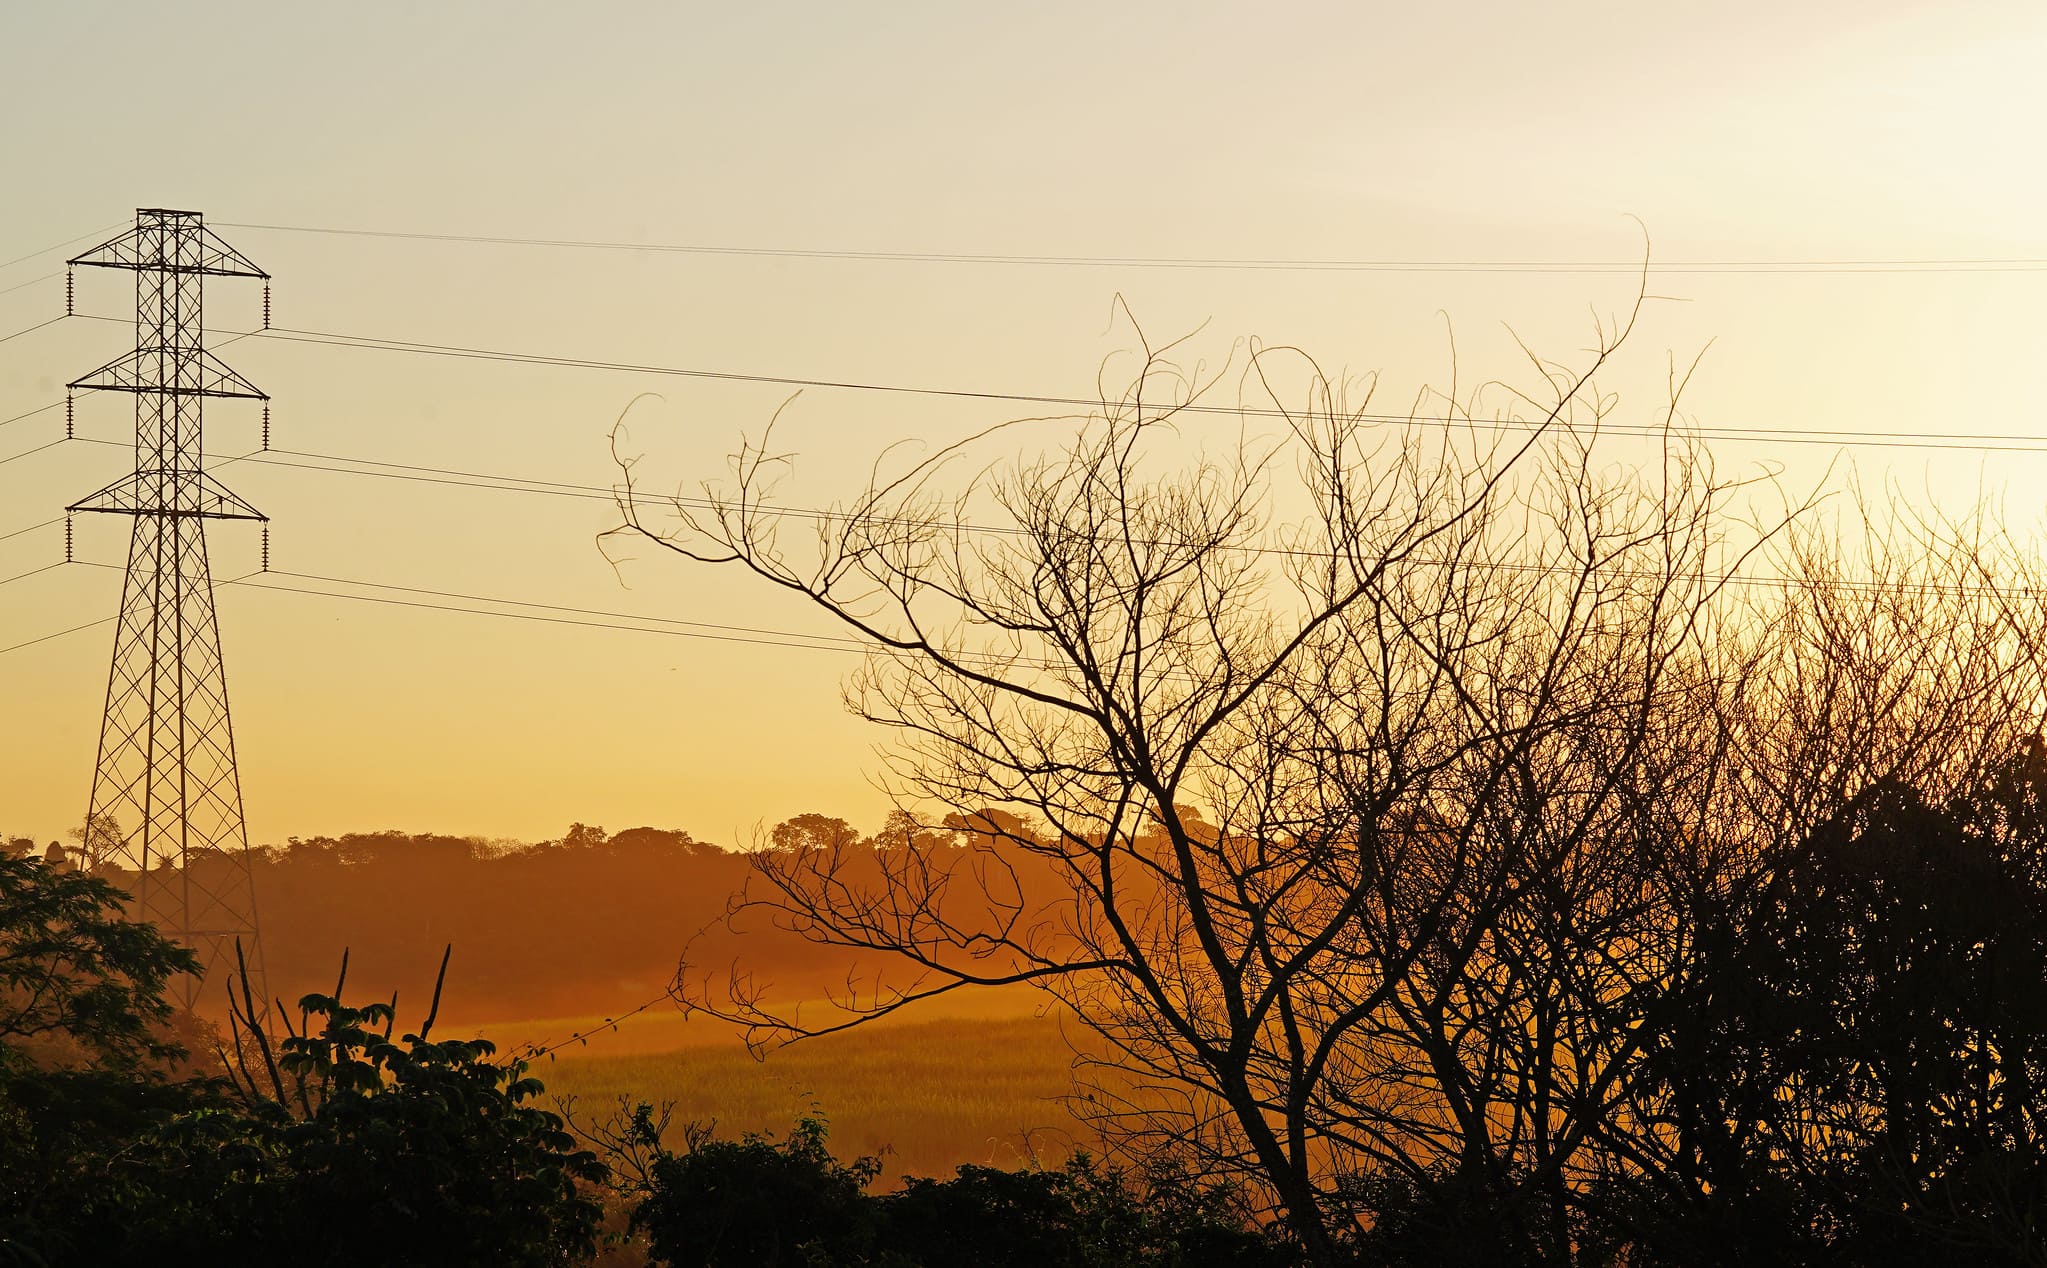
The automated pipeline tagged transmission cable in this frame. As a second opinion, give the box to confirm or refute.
[33,557,1199,673]
[0,517,63,545]
[0,274,60,301]
[27,426,2047,602]
[0,403,63,431]
[0,560,64,590]
[0,314,66,347]
[215,220,2047,276]
[262,567,876,652]
[0,224,125,274]
[40,559,880,658]
[0,438,69,468]
[48,310,2047,451]
[0,611,115,657]
[30,429,2045,599]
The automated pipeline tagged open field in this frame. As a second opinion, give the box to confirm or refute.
[532,1012,1103,1184]
[463,982,1057,1056]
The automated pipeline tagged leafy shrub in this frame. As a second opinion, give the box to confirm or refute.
[630,1113,1286,1268]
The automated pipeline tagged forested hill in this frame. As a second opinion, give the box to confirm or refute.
[4,808,1070,1031]
[247,826,753,1025]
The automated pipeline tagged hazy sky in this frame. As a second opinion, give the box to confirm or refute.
[3,1,2044,846]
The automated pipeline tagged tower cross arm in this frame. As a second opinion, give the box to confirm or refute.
[68,470,267,521]
[68,213,268,279]
[69,347,268,400]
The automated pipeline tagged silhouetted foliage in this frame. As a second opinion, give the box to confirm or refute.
[771,815,861,854]
[0,851,199,1073]
[635,1113,881,1267]
[630,1112,1286,1268]
[0,1067,225,1264]
[1344,1164,1563,1268]
[881,1156,1288,1268]
[0,864,603,1268]
[204,947,608,1266]
[1595,742,2047,1268]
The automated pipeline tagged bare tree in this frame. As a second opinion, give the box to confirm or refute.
[609,290,1809,1252]
[610,268,2047,1261]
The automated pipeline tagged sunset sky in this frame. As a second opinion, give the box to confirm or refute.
[3,0,2044,846]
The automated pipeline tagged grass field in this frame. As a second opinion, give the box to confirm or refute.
[530,1010,1104,1183]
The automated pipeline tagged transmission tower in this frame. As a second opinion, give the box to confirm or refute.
[66,208,271,1008]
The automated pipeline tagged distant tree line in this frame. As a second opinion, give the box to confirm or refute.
[4,812,1071,1029]
[4,821,913,1027]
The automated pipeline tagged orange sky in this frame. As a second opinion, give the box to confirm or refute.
[3,1,2045,845]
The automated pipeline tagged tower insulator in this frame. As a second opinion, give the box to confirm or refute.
[261,402,270,450]
[65,393,73,439]
[64,515,73,563]
[64,268,74,316]
[262,282,271,330]
[260,523,270,572]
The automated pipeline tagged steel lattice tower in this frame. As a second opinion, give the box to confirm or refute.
[67,209,270,1007]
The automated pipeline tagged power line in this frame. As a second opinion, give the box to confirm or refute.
[0,516,63,545]
[252,319,1334,424]
[216,219,2047,276]
[252,448,626,505]
[0,314,65,347]
[0,516,62,544]
[0,560,64,590]
[0,610,116,657]
[226,325,2047,450]
[239,571,1110,671]
[0,566,269,657]
[59,312,2047,453]
[0,274,61,302]
[22,562,1286,694]
[48,309,2047,451]
[0,438,69,468]
[59,436,631,511]
[0,442,262,543]
[16,410,2047,608]
[217,434,2047,602]
[239,577,857,654]
[36,558,1204,672]
[100,436,1650,570]
[39,557,874,656]
[47,439,2047,616]
[43,431,2047,599]
[519,993,676,1063]
[0,403,64,431]
[259,568,875,652]
[18,523,2047,675]
[241,458,2047,600]
[238,446,1028,547]
[0,323,256,437]
[0,224,124,274]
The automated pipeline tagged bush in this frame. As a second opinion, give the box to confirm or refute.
[635,1114,880,1267]
[630,1113,1286,1268]
[0,855,605,1268]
